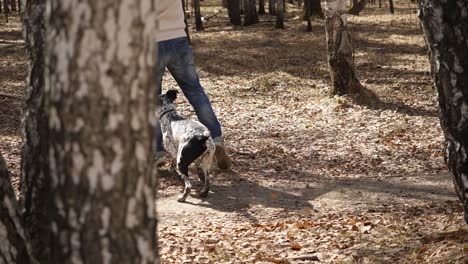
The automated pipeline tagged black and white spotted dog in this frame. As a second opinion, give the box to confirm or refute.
[156,90,215,202]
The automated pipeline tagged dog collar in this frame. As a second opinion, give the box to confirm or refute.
[159,109,175,119]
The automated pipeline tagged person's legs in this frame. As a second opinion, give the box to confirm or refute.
[167,37,231,170]
[166,37,222,139]
[154,41,170,156]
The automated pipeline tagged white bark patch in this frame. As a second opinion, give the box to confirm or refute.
[100,207,111,235]
[117,1,136,64]
[137,236,153,263]
[111,140,124,174]
[87,150,104,192]
[70,232,83,264]
[72,144,85,185]
[107,113,124,131]
[74,118,85,132]
[49,107,61,130]
[126,198,138,228]
[459,102,468,130]
[101,173,115,191]
[101,237,112,264]
[135,143,146,162]
[131,115,141,130]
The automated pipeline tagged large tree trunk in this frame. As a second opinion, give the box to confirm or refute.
[244,0,259,26]
[419,0,468,224]
[275,0,284,28]
[45,0,158,262]
[20,0,51,262]
[194,0,204,31]
[325,0,362,96]
[303,0,323,20]
[0,153,35,263]
[227,0,242,25]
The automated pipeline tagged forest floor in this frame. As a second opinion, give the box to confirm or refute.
[1,2,467,264]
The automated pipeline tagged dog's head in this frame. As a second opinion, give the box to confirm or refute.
[156,89,178,117]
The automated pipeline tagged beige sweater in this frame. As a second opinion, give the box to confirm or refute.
[156,0,187,42]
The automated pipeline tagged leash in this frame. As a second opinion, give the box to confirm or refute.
[159,109,176,119]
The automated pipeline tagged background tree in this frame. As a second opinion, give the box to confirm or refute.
[325,0,362,95]
[276,0,284,28]
[258,0,266,14]
[194,0,204,31]
[269,0,276,15]
[10,0,16,11]
[419,0,468,224]
[388,0,394,14]
[227,0,242,25]
[21,0,50,262]
[304,0,312,31]
[303,0,323,20]
[348,0,366,15]
[244,0,259,26]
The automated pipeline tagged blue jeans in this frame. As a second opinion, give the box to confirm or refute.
[155,37,222,152]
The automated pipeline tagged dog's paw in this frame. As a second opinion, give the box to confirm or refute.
[177,188,191,202]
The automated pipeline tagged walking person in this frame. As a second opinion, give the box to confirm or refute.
[155,0,232,170]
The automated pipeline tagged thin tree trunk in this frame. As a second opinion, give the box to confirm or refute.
[21,0,50,262]
[0,1,3,14]
[227,0,242,25]
[305,0,312,31]
[419,0,468,224]
[4,0,9,22]
[259,0,266,14]
[46,1,158,262]
[388,0,394,13]
[269,0,276,15]
[10,0,16,11]
[276,0,284,28]
[0,153,35,263]
[348,0,366,15]
[244,0,259,26]
[182,0,191,42]
[194,0,204,31]
[325,0,362,96]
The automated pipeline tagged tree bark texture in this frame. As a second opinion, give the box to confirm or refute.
[20,0,51,262]
[276,0,284,28]
[46,1,158,262]
[244,0,259,26]
[0,153,35,264]
[325,0,361,96]
[194,0,204,31]
[419,0,468,224]
[227,0,242,25]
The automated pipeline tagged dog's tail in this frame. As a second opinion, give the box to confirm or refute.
[179,133,210,170]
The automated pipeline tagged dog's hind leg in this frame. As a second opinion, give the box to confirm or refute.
[197,155,212,197]
[176,149,192,202]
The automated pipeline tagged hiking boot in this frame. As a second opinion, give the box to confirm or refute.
[213,137,232,170]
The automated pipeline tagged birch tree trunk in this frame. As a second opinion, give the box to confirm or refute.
[46,0,158,262]
[20,0,51,262]
[419,0,468,224]
[0,153,35,263]
[325,0,362,96]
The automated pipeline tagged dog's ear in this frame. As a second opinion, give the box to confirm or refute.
[166,90,178,102]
